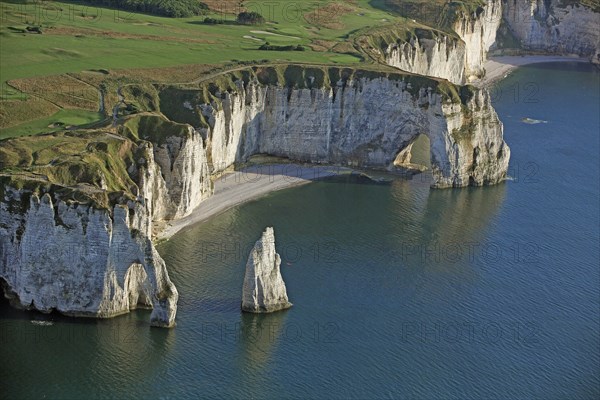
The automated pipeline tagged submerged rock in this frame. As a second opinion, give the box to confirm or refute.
[242,228,292,313]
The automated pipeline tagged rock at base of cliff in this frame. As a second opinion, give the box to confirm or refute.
[150,285,178,328]
[242,227,292,313]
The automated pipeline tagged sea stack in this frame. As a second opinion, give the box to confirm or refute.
[242,227,292,313]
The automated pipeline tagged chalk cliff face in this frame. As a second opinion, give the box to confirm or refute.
[502,0,600,63]
[136,125,213,223]
[242,227,292,313]
[0,122,212,327]
[384,34,467,85]
[170,69,510,188]
[0,189,178,327]
[382,0,502,84]
[455,0,503,79]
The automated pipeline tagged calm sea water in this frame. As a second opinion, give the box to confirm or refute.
[1,62,599,399]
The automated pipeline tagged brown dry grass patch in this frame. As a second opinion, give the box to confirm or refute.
[48,26,216,44]
[331,42,358,54]
[309,39,338,52]
[73,64,218,111]
[0,98,59,129]
[309,40,358,56]
[1,63,218,129]
[9,75,98,111]
[103,64,217,84]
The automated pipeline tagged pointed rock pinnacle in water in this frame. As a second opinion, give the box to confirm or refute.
[242,227,292,313]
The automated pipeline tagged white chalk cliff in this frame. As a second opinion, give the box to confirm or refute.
[0,122,213,327]
[381,0,503,84]
[502,0,600,63]
[241,227,292,313]
[137,125,213,223]
[1,66,510,326]
[383,32,468,85]
[380,0,599,83]
[173,69,510,188]
[457,0,504,79]
[0,189,178,327]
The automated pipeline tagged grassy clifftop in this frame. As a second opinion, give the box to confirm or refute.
[372,0,486,33]
[0,129,138,209]
[0,114,191,210]
[355,23,463,64]
[155,64,465,127]
[0,63,477,210]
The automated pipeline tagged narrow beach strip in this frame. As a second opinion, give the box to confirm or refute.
[157,164,351,240]
[477,55,590,87]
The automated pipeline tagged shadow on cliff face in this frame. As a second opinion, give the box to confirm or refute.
[0,277,10,306]
[0,277,43,322]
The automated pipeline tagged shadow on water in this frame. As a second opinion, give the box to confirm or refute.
[379,180,507,301]
[417,184,507,284]
[420,184,507,243]
[235,310,290,391]
[238,163,396,184]
[520,61,600,74]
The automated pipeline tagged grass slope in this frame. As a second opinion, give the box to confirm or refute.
[0,109,105,140]
[0,0,418,137]
[0,0,405,86]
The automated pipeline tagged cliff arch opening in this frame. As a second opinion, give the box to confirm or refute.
[124,264,153,310]
[392,134,431,175]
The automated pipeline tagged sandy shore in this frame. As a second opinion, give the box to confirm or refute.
[476,55,590,87]
[157,164,352,240]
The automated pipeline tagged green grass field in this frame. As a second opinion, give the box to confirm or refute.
[0,0,408,85]
[0,109,105,139]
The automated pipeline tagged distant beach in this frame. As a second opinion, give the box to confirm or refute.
[476,55,590,87]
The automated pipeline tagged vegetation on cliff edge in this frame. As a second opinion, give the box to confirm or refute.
[0,114,194,210]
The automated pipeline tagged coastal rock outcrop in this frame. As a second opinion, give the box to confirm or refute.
[0,189,178,327]
[241,227,292,313]
[502,0,600,63]
[131,117,213,223]
[455,0,503,79]
[0,65,510,325]
[378,0,502,84]
[161,66,510,188]
[383,32,468,85]
[0,117,212,327]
